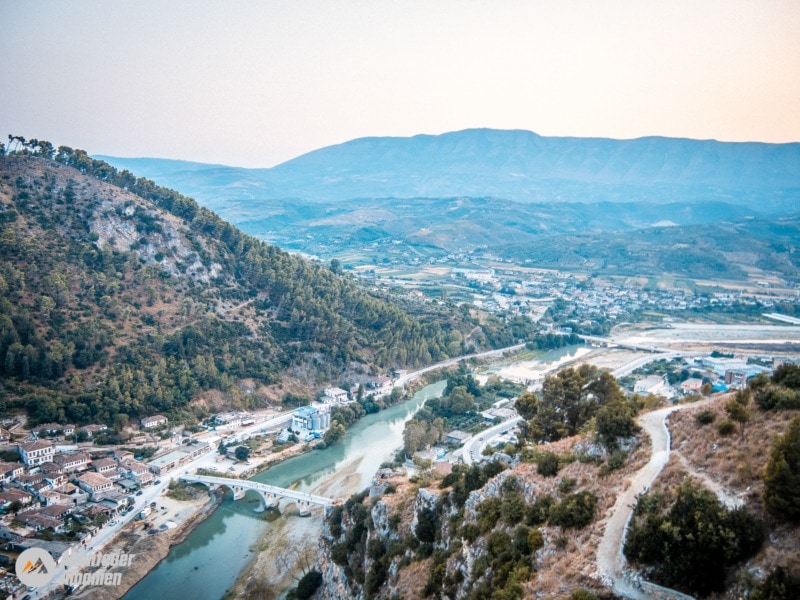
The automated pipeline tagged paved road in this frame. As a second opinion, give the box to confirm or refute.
[393,343,527,388]
[460,416,522,466]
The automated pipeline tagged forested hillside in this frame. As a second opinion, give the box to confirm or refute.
[0,140,534,426]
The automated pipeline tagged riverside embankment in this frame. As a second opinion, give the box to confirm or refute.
[122,381,447,600]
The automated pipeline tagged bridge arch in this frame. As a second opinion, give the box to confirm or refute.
[180,473,340,518]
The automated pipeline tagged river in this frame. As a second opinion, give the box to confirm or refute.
[123,380,447,600]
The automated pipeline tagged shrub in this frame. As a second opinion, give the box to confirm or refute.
[695,410,716,425]
[624,480,764,597]
[772,363,800,390]
[569,591,598,600]
[536,451,560,477]
[548,491,597,529]
[750,566,800,600]
[599,451,628,477]
[558,477,577,494]
[415,507,440,544]
[716,419,736,436]
[763,416,800,522]
[294,570,323,599]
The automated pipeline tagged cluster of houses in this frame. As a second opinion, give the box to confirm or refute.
[382,257,797,325]
[319,375,394,405]
[0,412,215,573]
[0,440,154,544]
[630,355,780,398]
[28,415,168,442]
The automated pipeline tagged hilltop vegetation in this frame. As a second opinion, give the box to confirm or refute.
[0,140,535,426]
[307,367,800,599]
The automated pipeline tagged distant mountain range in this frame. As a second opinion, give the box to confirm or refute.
[97,128,800,209]
[96,129,800,278]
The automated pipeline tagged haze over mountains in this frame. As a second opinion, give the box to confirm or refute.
[99,128,800,208]
[97,129,800,278]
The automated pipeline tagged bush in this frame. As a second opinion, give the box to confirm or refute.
[525,494,554,526]
[755,386,800,411]
[558,477,577,494]
[751,566,800,600]
[624,480,764,596]
[695,410,716,425]
[763,416,800,522]
[599,451,628,477]
[716,419,736,436]
[569,591,598,600]
[772,363,800,390]
[294,569,323,599]
[536,451,560,477]
[415,507,440,543]
[548,491,597,529]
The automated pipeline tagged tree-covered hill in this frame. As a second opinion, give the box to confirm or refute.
[0,142,534,426]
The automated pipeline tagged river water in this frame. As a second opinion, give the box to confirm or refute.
[123,380,447,600]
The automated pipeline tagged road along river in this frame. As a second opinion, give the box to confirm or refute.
[123,381,446,600]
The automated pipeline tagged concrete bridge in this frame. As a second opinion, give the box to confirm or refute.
[181,473,340,516]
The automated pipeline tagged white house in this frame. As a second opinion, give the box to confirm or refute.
[76,472,113,498]
[92,458,120,480]
[53,452,90,473]
[0,462,25,483]
[18,440,55,466]
[119,459,154,486]
[140,415,168,429]
[634,375,670,396]
[369,376,393,397]
[321,387,349,404]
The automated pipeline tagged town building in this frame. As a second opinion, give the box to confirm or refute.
[18,440,55,466]
[291,406,330,433]
[91,458,119,480]
[53,452,90,473]
[147,443,211,475]
[680,378,704,394]
[445,430,471,445]
[320,387,349,404]
[140,415,168,429]
[76,472,113,498]
[0,462,25,483]
[633,374,670,396]
[369,376,393,397]
[79,424,107,438]
[119,459,154,486]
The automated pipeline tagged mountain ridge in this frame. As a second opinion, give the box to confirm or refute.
[98,128,800,206]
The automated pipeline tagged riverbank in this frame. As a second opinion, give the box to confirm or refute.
[226,458,366,599]
[67,489,221,600]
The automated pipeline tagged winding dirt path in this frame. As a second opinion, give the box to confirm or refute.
[596,398,719,599]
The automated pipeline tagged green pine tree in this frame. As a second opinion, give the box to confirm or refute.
[764,416,800,522]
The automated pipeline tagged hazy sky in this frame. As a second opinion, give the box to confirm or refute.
[2,0,800,167]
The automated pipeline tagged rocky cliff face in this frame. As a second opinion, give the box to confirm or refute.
[313,437,648,600]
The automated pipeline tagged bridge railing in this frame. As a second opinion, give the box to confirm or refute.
[180,474,340,507]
